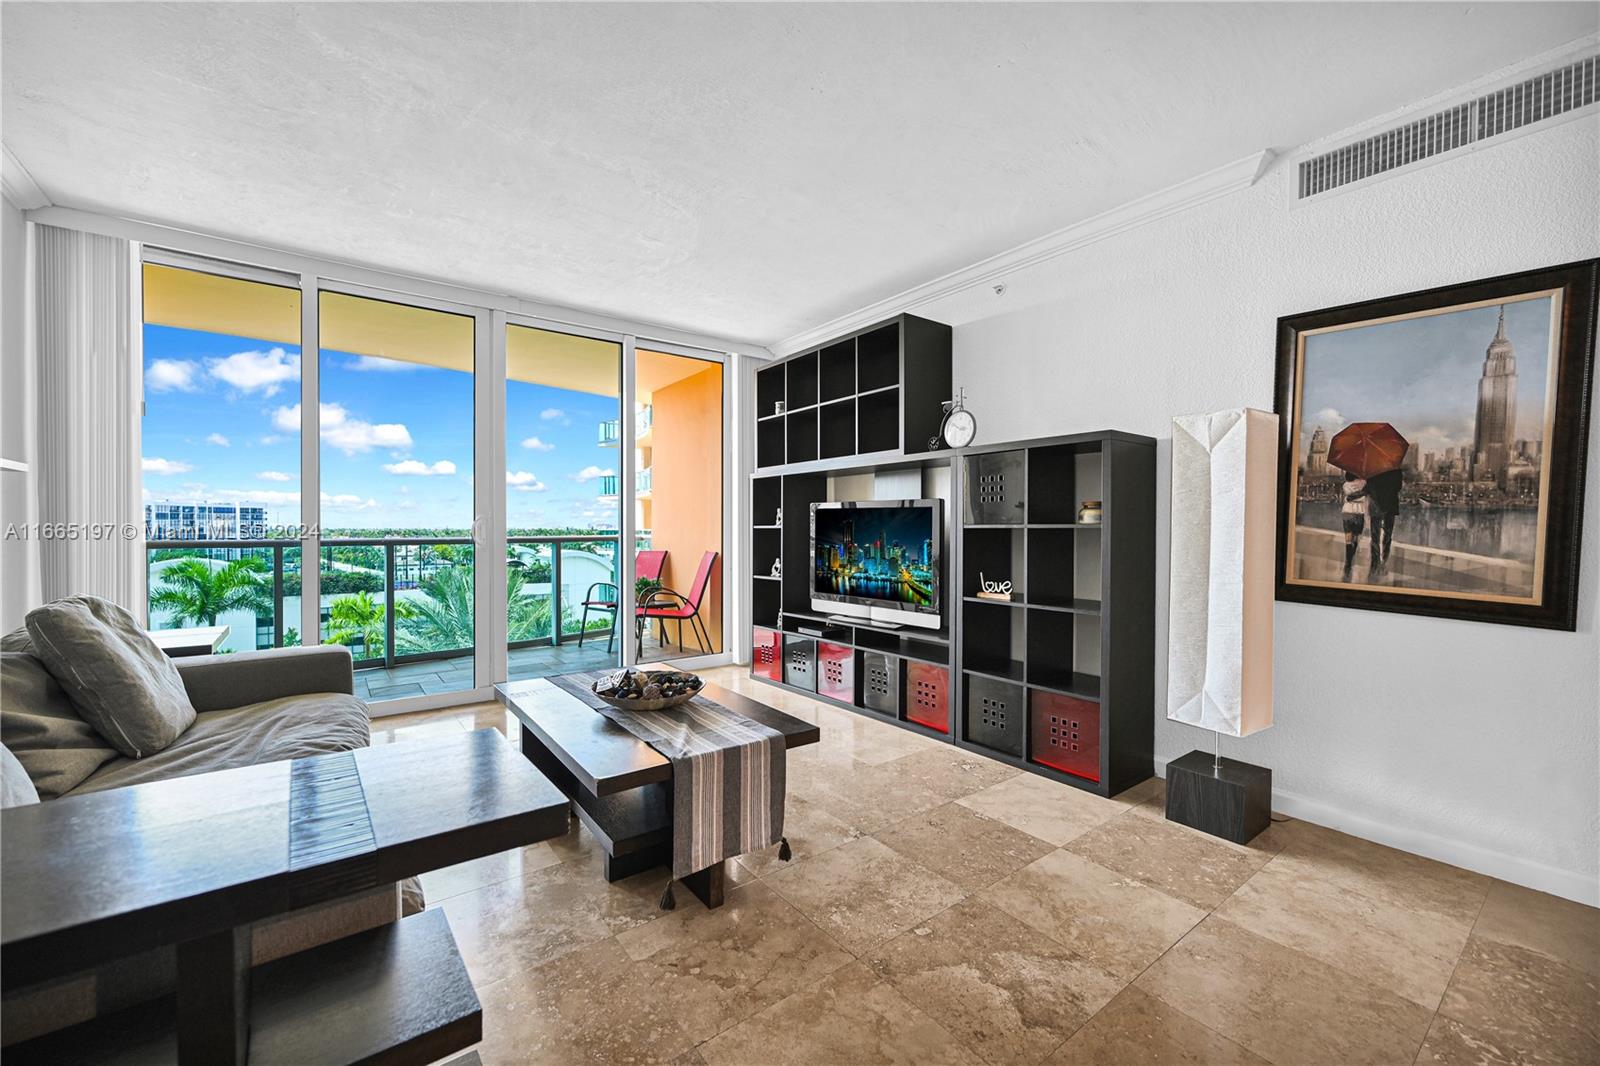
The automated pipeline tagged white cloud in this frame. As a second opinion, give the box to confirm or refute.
[320,491,381,512]
[520,436,555,451]
[209,348,301,396]
[146,359,201,392]
[272,403,413,454]
[205,432,230,447]
[384,459,457,477]
[540,408,569,423]
[344,355,418,372]
[259,434,284,446]
[1312,408,1343,428]
[257,470,293,482]
[573,465,614,483]
[142,457,193,475]
[506,470,547,492]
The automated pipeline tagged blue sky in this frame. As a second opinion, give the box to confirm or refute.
[1298,295,1555,462]
[142,324,622,531]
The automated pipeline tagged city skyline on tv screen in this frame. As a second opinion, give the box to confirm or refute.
[813,505,938,607]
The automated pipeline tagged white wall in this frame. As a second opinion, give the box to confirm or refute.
[930,118,1600,903]
[1,193,39,632]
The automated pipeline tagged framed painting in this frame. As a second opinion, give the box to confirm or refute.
[1274,260,1596,630]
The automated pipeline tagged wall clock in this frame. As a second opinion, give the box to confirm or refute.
[933,388,976,449]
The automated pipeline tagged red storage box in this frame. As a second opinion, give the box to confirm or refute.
[1030,690,1100,782]
[817,641,854,702]
[904,661,950,734]
[752,627,782,681]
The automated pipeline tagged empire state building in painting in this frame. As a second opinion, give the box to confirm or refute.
[1470,306,1517,482]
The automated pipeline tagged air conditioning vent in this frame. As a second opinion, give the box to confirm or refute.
[1298,52,1597,200]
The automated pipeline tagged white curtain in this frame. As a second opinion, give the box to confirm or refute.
[34,224,144,615]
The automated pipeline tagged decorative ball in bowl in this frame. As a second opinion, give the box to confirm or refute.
[591,668,704,711]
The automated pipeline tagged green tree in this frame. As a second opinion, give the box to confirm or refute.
[148,557,272,628]
[396,567,476,654]
[326,592,387,659]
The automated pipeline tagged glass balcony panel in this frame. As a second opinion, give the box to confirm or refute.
[146,543,284,653]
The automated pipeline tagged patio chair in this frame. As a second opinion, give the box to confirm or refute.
[636,550,718,657]
[579,549,668,654]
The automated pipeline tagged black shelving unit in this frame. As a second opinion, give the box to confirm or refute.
[748,314,1155,798]
[754,313,952,469]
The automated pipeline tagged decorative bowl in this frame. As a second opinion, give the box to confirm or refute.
[591,669,704,711]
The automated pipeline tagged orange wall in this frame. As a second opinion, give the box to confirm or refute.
[649,363,723,652]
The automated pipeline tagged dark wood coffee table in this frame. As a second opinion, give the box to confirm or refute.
[1,728,569,1066]
[496,676,819,909]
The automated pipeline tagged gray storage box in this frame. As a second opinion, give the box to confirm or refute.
[962,449,1026,525]
[783,635,817,691]
[964,674,1025,757]
[860,651,900,716]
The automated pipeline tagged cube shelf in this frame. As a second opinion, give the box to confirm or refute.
[748,318,1152,798]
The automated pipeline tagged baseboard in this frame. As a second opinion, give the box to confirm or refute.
[1156,755,1598,907]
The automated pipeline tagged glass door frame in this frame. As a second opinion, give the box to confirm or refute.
[310,277,491,703]
[629,337,737,671]
[500,311,629,681]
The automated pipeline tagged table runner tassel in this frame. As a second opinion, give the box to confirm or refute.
[778,836,792,861]
[659,878,676,910]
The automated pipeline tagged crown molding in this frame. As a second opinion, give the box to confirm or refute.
[771,148,1274,357]
[1,144,50,210]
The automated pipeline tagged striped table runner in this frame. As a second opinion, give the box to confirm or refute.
[552,673,786,880]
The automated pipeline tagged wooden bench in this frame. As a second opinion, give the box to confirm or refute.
[2,729,569,1065]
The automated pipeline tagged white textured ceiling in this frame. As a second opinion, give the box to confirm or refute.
[4,3,1594,345]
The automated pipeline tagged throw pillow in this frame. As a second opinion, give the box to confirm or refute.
[25,597,197,759]
[1,742,40,808]
[0,628,120,797]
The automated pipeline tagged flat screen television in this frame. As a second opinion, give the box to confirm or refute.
[810,500,942,630]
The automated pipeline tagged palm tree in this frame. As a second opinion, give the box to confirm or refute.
[396,565,569,652]
[326,592,386,659]
[148,557,272,628]
[396,566,475,654]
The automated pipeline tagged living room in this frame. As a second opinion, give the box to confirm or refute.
[1,3,1596,1065]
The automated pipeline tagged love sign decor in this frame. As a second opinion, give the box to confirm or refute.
[976,572,1013,602]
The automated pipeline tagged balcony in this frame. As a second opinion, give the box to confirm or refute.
[145,533,683,702]
[597,466,652,499]
[597,405,652,447]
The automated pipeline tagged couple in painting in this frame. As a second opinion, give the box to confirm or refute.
[1341,469,1402,582]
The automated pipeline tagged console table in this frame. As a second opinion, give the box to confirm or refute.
[496,676,819,909]
[2,728,569,1065]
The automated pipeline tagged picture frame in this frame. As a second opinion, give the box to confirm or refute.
[1273,260,1596,630]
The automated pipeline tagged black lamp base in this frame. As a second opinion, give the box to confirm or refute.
[1164,750,1272,845]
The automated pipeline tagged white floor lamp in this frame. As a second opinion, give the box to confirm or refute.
[1165,408,1278,843]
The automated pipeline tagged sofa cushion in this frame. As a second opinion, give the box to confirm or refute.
[68,691,370,796]
[1,743,40,808]
[0,629,120,798]
[25,596,197,759]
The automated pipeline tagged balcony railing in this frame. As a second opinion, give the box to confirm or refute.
[597,405,652,447]
[597,466,652,498]
[145,533,651,673]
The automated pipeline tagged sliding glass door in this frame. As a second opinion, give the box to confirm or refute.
[141,251,737,710]
[317,290,476,701]
[505,323,622,679]
[141,261,303,653]
[634,348,725,663]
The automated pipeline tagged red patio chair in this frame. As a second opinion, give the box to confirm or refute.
[580,549,668,654]
[636,550,718,656]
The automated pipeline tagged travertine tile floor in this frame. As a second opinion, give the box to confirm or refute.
[381,666,1598,1066]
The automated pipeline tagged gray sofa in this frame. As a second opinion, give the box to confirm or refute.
[0,631,424,1045]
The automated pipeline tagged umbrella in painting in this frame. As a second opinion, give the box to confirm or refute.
[1328,422,1409,479]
